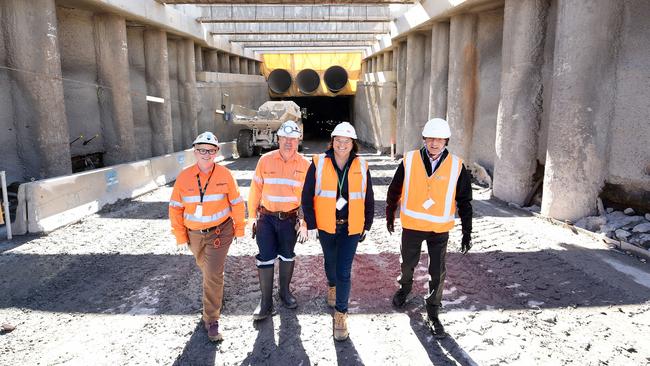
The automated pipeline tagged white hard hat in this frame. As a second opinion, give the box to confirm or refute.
[422,118,451,138]
[331,122,357,139]
[277,120,302,138]
[193,131,219,147]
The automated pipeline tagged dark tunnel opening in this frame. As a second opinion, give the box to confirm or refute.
[273,96,354,141]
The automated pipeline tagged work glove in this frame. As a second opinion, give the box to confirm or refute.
[248,218,257,239]
[359,230,367,243]
[177,242,190,253]
[461,233,472,254]
[386,213,395,234]
[308,229,319,242]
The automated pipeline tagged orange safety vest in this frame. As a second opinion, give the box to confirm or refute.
[399,150,463,233]
[313,154,367,235]
[169,163,246,243]
[248,150,310,218]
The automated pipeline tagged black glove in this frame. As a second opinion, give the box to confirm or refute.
[359,230,367,243]
[251,222,257,239]
[461,233,471,254]
[386,214,395,234]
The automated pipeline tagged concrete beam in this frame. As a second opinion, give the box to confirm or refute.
[237,41,376,47]
[228,34,377,42]
[195,4,395,22]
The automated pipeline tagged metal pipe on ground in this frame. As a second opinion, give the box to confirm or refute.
[296,69,320,95]
[268,69,292,94]
[324,65,349,93]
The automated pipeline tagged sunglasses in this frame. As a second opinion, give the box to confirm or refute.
[195,148,218,155]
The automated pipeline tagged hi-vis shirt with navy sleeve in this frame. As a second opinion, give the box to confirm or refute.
[169,163,245,244]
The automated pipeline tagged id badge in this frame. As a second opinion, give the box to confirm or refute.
[336,197,347,210]
[422,199,434,210]
[195,204,203,217]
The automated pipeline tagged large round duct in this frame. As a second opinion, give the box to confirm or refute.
[296,69,320,95]
[268,69,292,94]
[324,65,349,93]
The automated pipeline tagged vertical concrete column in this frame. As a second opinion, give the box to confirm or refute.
[94,13,136,165]
[219,52,230,73]
[254,61,260,75]
[384,51,392,71]
[429,22,450,119]
[239,58,248,75]
[194,44,203,72]
[205,50,219,72]
[144,29,173,155]
[447,14,477,160]
[404,32,431,152]
[541,0,622,221]
[395,42,407,155]
[230,56,240,73]
[493,0,549,205]
[2,0,71,179]
[248,60,256,75]
[178,39,199,147]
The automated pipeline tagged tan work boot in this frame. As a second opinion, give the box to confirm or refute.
[327,286,336,308]
[333,311,349,341]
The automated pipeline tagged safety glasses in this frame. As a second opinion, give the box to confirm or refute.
[195,148,219,155]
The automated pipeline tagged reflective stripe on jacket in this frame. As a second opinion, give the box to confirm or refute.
[313,153,367,235]
[399,150,462,232]
[248,150,310,219]
[169,163,246,243]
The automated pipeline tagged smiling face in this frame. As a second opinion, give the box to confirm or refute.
[193,143,219,171]
[332,136,353,159]
[278,136,299,156]
[424,137,447,159]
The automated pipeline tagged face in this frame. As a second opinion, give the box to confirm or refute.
[332,136,353,157]
[193,143,219,167]
[278,136,299,155]
[424,137,447,158]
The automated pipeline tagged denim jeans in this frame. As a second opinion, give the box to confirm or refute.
[318,224,360,313]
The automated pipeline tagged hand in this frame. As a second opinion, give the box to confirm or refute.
[461,233,472,254]
[297,225,308,244]
[386,214,395,234]
[248,218,257,239]
[308,229,319,242]
[177,242,190,253]
[359,230,367,243]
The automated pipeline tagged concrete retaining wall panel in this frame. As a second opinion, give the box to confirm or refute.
[354,80,397,151]
[470,11,503,172]
[167,39,183,151]
[538,0,557,164]
[0,20,22,185]
[127,26,152,160]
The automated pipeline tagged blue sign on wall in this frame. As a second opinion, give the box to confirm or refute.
[105,170,118,191]
[176,154,185,167]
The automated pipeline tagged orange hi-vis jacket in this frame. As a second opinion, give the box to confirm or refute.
[399,149,463,233]
[248,150,310,219]
[169,163,245,244]
[313,153,368,235]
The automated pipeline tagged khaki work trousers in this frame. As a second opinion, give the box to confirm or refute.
[187,218,234,323]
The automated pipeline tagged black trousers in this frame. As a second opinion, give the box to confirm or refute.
[398,228,449,307]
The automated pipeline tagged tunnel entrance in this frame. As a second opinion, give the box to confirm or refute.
[274,96,354,141]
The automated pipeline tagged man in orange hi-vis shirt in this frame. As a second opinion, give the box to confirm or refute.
[169,131,245,342]
[247,120,310,321]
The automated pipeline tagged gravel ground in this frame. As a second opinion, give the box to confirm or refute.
[1,142,649,366]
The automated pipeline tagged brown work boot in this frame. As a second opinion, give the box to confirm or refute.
[327,286,336,308]
[333,311,349,341]
[204,320,223,342]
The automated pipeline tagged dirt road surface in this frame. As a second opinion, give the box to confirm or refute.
[1,143,649,365]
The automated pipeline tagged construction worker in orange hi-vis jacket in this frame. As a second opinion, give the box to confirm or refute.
[169,131,245,342]
[247,120,310,321]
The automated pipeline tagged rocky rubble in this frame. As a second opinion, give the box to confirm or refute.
[575,206,650,250]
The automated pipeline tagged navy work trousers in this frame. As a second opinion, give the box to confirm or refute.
[255,213,298,268]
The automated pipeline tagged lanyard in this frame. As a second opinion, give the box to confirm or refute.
[196,165,215,203]
[336,164,349,198]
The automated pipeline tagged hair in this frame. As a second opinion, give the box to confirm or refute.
[328,137,359,153]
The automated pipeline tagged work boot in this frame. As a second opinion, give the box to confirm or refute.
[392,285,411,308]
[204,320,223,342]
[426,304,446,339]
[253,267,276,321]
[279,260,298,309]
[333,311,349,341]
[327,286,336,308]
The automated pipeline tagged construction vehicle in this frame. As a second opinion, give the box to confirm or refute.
[230,101,304,157]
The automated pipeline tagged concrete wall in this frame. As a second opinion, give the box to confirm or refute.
[57,7,104,159]
[0,4,21,185]
[470,11,503,173]
[354,76,397,151]
[605,0,650,205]
[127,26,152,160]
[167,39,183,151]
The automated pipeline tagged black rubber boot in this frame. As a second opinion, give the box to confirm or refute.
[253,267,276,320]
[426,304,447,339]
[392,285,412,308]
[279,260,298,309]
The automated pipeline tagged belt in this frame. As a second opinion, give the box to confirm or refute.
[335,219,348,225]
[259,207,298,220]
[190,217,232,234]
